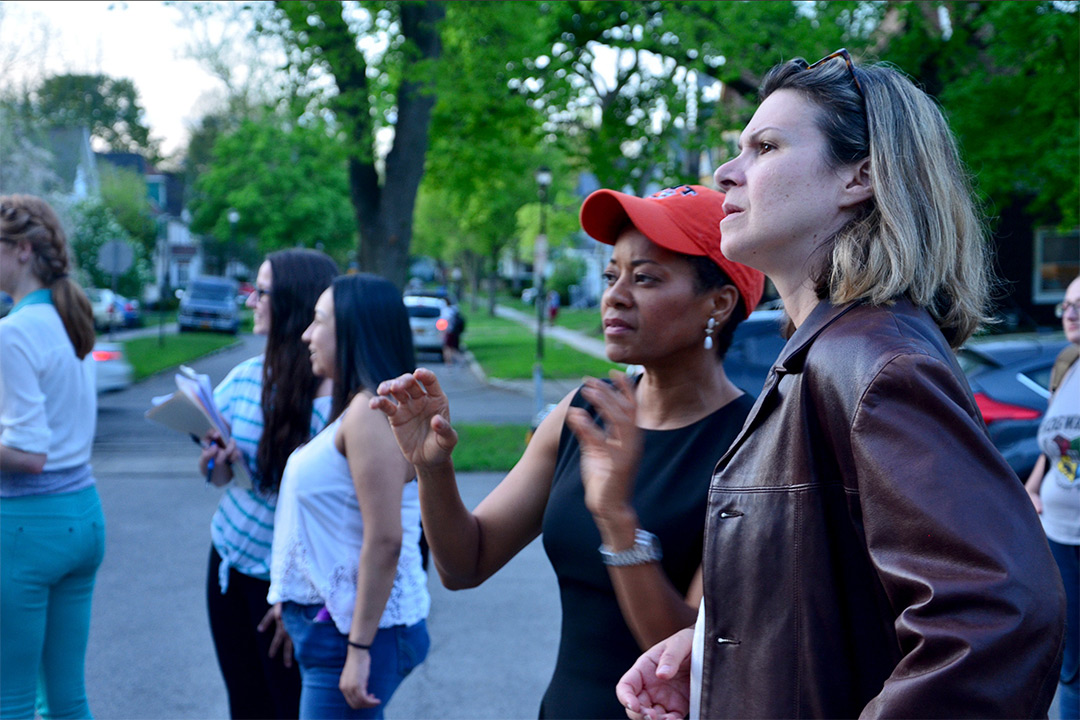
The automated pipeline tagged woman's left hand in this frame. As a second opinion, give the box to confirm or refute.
[566,372,642,519]
[340,648,380,709]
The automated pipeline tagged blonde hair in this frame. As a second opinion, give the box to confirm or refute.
[0,195,95,358]
[762,57,994,347]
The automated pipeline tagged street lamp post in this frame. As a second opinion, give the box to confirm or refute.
[227,208,239,278]
[533,166,552,418]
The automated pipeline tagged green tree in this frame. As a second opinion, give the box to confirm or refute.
[35,74,160,159]
[66,198,152,297]
[0,93,58,196]
[875,1,1079,228]
[98,164,158,258]
[187,114,356,265]
[419,1,551,311]
[266,0,446,289]
[525,1,864,193]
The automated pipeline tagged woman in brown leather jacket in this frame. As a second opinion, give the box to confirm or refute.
[618,50,1066,719]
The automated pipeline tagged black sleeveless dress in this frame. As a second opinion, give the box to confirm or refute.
[539,387,754,718]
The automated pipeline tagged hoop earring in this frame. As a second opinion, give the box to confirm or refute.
[704,316,717,350]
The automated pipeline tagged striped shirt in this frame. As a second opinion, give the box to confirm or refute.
[209,355,331,592]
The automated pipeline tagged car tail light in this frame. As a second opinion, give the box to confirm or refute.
[436,318,449,331]
[92,350,122,362]
[972,392,1041,424]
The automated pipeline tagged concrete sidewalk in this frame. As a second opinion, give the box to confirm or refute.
[96,319,179,342]
[492,304,607,360]
[467,304,611,412]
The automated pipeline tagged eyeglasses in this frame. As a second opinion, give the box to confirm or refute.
[252,288,272,301]
[805,48,865,99]
[1055,300,1079,318]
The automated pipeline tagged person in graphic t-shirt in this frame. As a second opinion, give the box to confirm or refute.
[1026,274,1080,720]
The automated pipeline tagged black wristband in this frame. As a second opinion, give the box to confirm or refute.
[347,639,371,651]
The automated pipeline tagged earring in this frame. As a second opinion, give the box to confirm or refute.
[704,316,716,350]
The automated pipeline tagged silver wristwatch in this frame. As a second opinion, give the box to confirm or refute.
[599,529,662,567]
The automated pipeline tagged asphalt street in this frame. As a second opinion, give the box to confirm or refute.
[86,334,564,719]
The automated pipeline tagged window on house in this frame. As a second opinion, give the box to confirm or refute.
[1032,227,1080,304]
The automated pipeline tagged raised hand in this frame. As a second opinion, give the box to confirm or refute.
[616,627,694,720]
[565,372,642,519]
[370,368,458,470]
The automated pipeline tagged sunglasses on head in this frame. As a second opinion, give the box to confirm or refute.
[805,48,865,99]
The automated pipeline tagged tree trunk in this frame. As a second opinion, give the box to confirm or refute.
[487,247,499,316]
[348,1,444,290]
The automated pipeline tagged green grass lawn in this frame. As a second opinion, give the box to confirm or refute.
[123,332,241,380]
[451,423,529,471]
[494,291,603,338]
[464,311,618,380]
[553,307,603,338]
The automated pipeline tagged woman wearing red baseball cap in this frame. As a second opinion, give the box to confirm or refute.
[371,184,764,718]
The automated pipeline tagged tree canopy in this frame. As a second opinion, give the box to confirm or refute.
[176,0,1078,298]
[187,114,357,266]
[35,74,160,159]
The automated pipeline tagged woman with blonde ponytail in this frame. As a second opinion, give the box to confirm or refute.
[1,194,106,719]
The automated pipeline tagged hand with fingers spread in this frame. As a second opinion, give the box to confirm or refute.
[256,602,293,668]
[616,627,694,720]
[565,371,643,521]
[370,368,458,470]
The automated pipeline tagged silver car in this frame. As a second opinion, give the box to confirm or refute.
[404,295,451,356]
[92,341,133,393]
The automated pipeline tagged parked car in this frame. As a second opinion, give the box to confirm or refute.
[957,333,1070,479]
[236,281,255,305]
[177,276,240,334]
[92,341,133,393]
[404,294,453,356]
[405,287,458,306]
[724,309,789,397]
[87,288,122,331]
[691,309,1067,480]
[114,294,142,328]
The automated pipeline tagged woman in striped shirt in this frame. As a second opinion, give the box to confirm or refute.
[197,249,338,719]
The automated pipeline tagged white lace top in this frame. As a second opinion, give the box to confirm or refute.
[267,415,429,635]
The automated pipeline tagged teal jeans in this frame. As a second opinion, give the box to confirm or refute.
[1,486,106,720]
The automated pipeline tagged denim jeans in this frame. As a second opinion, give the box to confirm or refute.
[282,603,429,720]
[1048,538,1078,720]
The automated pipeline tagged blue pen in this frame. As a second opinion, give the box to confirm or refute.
[206,457,215,485]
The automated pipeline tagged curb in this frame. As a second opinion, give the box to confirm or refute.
[130,335,247,383]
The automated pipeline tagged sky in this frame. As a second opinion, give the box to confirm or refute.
[2,0,223,157]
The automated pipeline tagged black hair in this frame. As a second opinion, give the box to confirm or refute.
[683,254,747,361]
[257,249,339,492]
[330,273,417,420]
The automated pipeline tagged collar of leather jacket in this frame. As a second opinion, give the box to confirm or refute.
[772,299,857,377]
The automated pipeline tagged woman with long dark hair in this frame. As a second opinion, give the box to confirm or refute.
[198,249,338,719]
[267,273,429,718]
[617,50,1064,719]
[1,194,102,718]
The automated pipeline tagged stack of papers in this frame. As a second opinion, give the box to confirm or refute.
[145,365,253,489]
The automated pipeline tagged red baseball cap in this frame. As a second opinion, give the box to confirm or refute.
[579,184,765,317]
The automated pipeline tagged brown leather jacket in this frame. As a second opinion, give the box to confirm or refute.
[701,299,1065,718]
